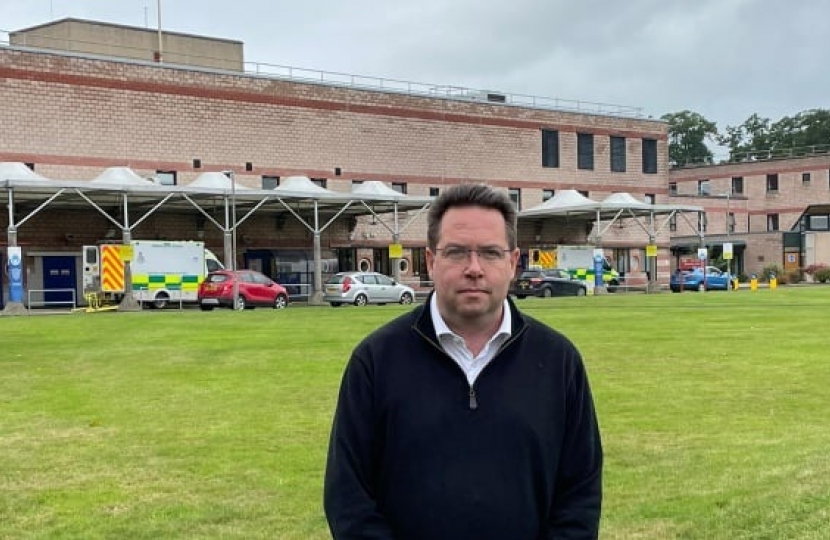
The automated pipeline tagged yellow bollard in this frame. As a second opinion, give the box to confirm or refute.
[769,277,777,290]
[750,277,758,291]
[732,278,740,291]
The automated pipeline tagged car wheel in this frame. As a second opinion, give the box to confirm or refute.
[200,304,213,311]
[234,296,247,310]
[354,294,368,307]
[576,287,586,296]
[151,294,169,310]
[607,280,619,293]
[542,287,553,298]
[273,294,288,309]
[330,302,342,307]
[697,283,706,292]
[399,292,413,305]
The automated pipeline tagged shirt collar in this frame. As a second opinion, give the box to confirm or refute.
[430,293,512,341]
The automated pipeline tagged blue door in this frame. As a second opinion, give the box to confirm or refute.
[43,256,77,304]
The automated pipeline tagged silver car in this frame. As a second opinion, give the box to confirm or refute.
[323,271,416,307]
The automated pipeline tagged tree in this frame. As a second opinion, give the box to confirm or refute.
[718,109,830,161]
[661,111,718,167]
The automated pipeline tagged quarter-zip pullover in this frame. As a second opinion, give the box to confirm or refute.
[324,294,603,540]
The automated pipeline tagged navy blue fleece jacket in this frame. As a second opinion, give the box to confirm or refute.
[324,296,602,539]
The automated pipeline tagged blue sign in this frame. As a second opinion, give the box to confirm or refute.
[8,247,24,303]
[593,252,604,288]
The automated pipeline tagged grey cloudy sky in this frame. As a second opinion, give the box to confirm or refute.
[2,0,828,135]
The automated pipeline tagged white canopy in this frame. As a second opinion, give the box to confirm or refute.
[90,166,153,186]
[351,180,408,200]
[520,189,704,220]
[271,175,343,200]
[0,162,51,182]
[600,192,653,211]
[519,189,600,218]
[188,171,252,190]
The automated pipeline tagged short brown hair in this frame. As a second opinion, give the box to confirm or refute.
[427,184,517,249]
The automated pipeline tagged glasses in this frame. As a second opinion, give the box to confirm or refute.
[434,246,511,264]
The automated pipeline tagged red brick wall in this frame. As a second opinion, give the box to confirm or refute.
[1,47,672,284]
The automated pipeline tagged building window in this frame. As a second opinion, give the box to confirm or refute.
[508,188,521,211]
[808,215,829,230]
[766,174,778,193]
[311,178,328,188]
[802,172,811,185]
[25,162,35,171]
[698,179,711,196]
[669,214,677,232]
[732,176,744,194]
[669,182,677,195]
[610,136,626,172]
[542,189,555,202]
[578,190,589,198]
[767,213,779,232]
[541,129,560,168]
[577,133,594,170]
[261,175,279,189]
[699,213,707,233]
[155,170,177,186]
[410,247,427,278]
[728,212,736,234]
[351,179,364,186]
[429,187,439,197]
[642,138,658,174]
[391,182,407,194]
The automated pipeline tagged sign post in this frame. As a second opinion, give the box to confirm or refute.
[723,242,733,291]
[592,249,604,291]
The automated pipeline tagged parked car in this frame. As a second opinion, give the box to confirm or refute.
[198,269,289,310]
[323,271,415,307]
[510,268,588,298]
[670,266,734,292]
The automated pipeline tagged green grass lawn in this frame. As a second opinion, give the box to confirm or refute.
[2,287,829,539]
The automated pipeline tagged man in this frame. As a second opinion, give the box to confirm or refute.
[324,183,602,539]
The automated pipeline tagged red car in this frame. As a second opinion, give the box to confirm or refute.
[198,270,289,310]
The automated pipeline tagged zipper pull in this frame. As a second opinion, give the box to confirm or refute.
[468,387,478,410]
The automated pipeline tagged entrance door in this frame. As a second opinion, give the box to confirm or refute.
[244,250,273,277]
[43,256,77,304]
[373,248,390,276]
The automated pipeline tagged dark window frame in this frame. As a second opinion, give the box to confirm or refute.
[767,213,779,232]
[155,170,177,186]
[508,187,521,211]
[642,138,658,174]
[766,174,779,193]
[391,182,408,194]
[541,129,560,168]
[577,133,595,170]
[610,136,626,172]
[261,175,279,189]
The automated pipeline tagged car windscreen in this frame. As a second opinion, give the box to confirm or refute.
[206,274,230,283]
[326,275,347,284]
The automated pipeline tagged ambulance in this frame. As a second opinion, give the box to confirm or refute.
[527,245,621,291]
[82,240,224,308]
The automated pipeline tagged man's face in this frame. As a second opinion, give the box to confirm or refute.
[426,206,519,329]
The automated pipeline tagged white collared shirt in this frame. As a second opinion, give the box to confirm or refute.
[430,294,512,386]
